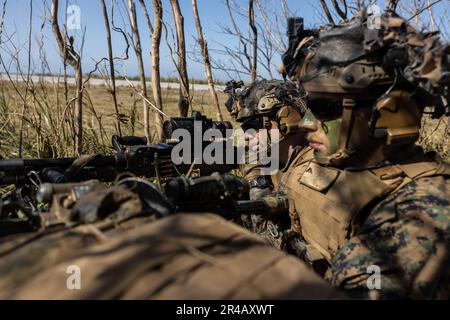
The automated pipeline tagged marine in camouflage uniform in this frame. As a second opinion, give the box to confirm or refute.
[225,79,307,197]
[278,9,450,299]
[225,80,307,249]
[332,175,450,299]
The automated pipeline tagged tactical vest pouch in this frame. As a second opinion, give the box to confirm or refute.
[399,161,438,179]
[287,161,396,263]
[299,162,340,192]
[284,149,448,266]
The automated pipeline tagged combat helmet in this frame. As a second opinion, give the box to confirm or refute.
[282,9,449,166]
[225,79,307,137]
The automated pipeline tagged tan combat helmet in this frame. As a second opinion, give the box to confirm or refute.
[225,79,307,137]
[224,80,308,194]
[283,9,449,166]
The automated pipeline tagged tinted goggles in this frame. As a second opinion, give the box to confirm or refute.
[307,99,343,122]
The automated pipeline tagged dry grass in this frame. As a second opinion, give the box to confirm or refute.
[0,80,232,158]
[0,80,448,162]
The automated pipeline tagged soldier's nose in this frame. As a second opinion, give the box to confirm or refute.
[299,110,319,132]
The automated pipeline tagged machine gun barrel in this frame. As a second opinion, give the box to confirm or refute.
[0,146,159,187]
[0,157,77,186]
[0,143,239,188]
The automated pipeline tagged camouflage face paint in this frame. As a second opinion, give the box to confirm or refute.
[300,110,340,161]
[322,119,341,155]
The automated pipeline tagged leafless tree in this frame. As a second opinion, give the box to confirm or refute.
[191,0,223,120]
[402,0,445,26]
[128,0,150,141]
[225,0,252,73]
[138,0,164,141]
[205,0,281,80]
[51,0,84,155]
[169,0,190,117]
[254,0,286,53]
[197,0,252,80]
[101,0,122,137]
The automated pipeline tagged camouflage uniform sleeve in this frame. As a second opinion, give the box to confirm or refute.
[331,176,450,299]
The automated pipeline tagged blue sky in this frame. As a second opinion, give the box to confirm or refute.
[0,0,448,81]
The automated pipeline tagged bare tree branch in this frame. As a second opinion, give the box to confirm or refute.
[249,0,257,83]
[138,0,153,34]
[331,0,347,20]
[280,0,290,22]
[128,0,150,140]
[254,0,286,52]
[225,0,252,71]
[407,0,443,22]
[101,0,122,137]
[51,0,83,155]
[192,0,223,120]
[319,0,336,24]
[169,0,190,117]
[151,0,164,141]
[110,0,130,61]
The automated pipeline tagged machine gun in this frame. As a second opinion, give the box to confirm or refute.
[0,112,238,232]
[0,135,236,188]
[1,171,288,236]
[165,173,288,218]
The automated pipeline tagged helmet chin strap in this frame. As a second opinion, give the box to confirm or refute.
[369,68,399,137]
